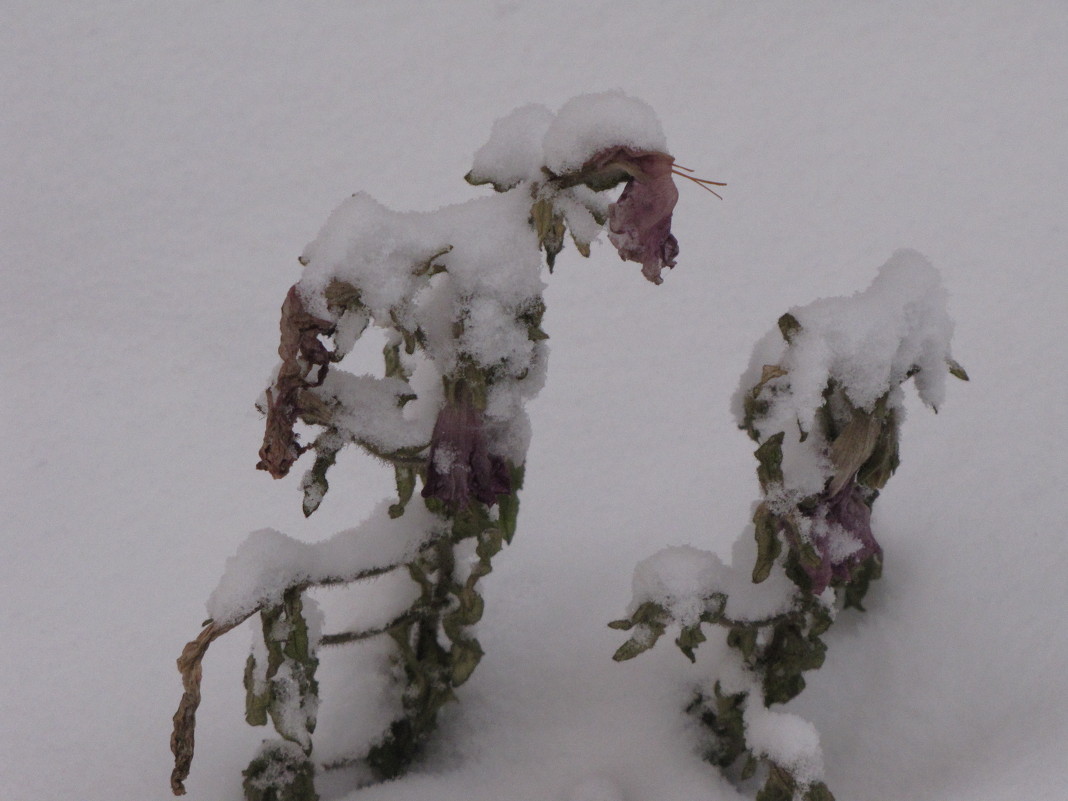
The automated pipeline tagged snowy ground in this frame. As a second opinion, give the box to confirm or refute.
[4,3,1067,800]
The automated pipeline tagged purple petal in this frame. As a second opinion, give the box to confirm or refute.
[598,148,680,284]
[422,393,511,512]
[794,483,882,594]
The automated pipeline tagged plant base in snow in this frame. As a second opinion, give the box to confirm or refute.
[612,250,966,801]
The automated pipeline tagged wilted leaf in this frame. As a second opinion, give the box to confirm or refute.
[753,504,782,584]
[754,432,785,492]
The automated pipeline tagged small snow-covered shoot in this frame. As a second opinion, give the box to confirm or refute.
[170,91,720,799]
[611,250,966,801]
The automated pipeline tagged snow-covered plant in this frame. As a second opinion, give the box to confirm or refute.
[169,91,721,799]
[611,250,967,801]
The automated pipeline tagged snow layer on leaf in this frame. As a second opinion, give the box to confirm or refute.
[631,538,798,627]
[790,250,953,430]
[432,191,545,306]
[298,192,447,320]
[543,90,668,173]
[743,701,824,786]
[310,370,430,453]
[731,250,955,496]
[469,103,555,190]
[206,502,447,626]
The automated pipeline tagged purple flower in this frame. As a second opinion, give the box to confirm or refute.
[794,482,883,595]
[421,388,511,512]
[580,147,680,284]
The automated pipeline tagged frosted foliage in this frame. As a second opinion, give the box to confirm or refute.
[458,295,535,376]
[632,545,728,626]
[631,540,798,626]
[298,192,446,320]
[271,661,318,749]
[743,702,825,786]
[244,740,311,792]
[555,188,608,245]
[732,249,955,498]
[736,250,955,434]
[468,103,555,189]
[543,90,668,172]
[207,501,447,626]
[310,371,430,452]
[432,192,545,306]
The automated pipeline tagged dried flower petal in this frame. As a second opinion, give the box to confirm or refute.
[421,388,510,511]
[582,147,680,284]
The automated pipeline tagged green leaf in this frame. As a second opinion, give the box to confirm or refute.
[726,626,758,661]
[243,654,269,727]
[804,781,836,801]
[946,357,970,381]
[676,624,706,663]
[755,432,785,491]
[740,754,758,781]
[456,586,485,625]
[450,639,484,686]
[752,504,782,584]
[612,633,657,662]
[389,465,417,519]
[497,465,524,543]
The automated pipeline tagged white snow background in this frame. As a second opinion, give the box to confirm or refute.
[4,2,1067,800]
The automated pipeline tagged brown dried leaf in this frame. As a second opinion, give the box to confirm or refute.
[170,619,241,795]
[257,285,336,478]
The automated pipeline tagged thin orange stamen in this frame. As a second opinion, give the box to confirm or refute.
[672,164,726,199]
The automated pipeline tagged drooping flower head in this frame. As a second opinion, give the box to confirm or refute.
[578,147,680,285]
[421,383,511,512]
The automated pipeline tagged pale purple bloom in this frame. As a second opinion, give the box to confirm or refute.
[583,147,681,284]
[421,391,511,511]
[794,482,882,595]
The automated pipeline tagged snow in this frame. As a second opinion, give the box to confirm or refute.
[5,3,1068,801]
[207,502,447,627]
[468,103,555,190]
[743,702,824,787]
[629,539,799,626]
[732,249,957,498]
[543,90,669,172]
